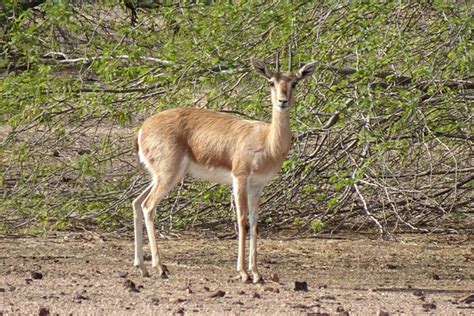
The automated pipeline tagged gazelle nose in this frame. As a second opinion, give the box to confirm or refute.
[279,100,289,107]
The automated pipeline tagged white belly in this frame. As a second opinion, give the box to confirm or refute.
[187,161,279,187]
[187,161,233,185]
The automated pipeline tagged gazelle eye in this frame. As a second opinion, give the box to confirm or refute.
[291,82,298,88]
[269,81,275,87]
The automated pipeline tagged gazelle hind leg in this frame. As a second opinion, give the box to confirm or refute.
[133,183,153,277]
[141,160,187,278]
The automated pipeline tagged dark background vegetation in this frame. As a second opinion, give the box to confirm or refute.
[1,1,472,236]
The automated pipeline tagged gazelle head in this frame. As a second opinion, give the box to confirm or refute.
[251,57,316,113]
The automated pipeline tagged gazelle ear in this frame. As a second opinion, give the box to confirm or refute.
[251,57,273,79]
[296,62,316,80]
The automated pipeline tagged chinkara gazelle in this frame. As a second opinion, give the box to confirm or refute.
[132,57,316,283]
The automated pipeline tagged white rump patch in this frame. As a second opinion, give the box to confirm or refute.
[137,129,146,164]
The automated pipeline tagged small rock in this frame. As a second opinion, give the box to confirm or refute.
[210,290,225,298]
[458,294,474,304]
[269,273,279,282]
[386,264,398,270]
[170,297,187,303]
[378,311,389,316]
[31,271,43,280]
[320,295,336,300]
[432,273,440,280]
[336,305,345,312]
[307,313,330,316]
[25,278,33,284]
[291,303,309,309]
[294,281,308,291]
[38,307,49,316]
[234,301,244,305]
[263,258,276,264]
[413,290,424,297]
[185,286,193,294]
[73,290,89,302]
[252,292,261,299]
[124,279,135,288]
[203,286,210,292]
[175,307,185,315]
[124,279,139,293]
[113,271,128,278]
[151,297,160,305]
[0,288,4,293]
[422,302,436,310]
[264,286,279,293]
[237,290,245,295]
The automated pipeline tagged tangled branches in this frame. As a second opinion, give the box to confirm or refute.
[1,1,472,235]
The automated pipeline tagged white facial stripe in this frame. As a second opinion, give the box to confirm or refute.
[277,81,290,101]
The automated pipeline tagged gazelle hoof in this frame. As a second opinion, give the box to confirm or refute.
[158,264,169,279]
[138,267,150,277]
[239,271,251,283]
[252,273,263,284]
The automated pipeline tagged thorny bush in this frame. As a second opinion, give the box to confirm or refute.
[1,1,472,235]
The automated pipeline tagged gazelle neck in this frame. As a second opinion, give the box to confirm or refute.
[268,106,292,158]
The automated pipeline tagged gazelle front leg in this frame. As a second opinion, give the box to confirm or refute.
[248,186,263,283]
[232,175,250,283]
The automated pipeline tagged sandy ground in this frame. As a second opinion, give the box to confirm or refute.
[1,232,473,315]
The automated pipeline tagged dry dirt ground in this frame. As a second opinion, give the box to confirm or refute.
[1,233,473,315]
